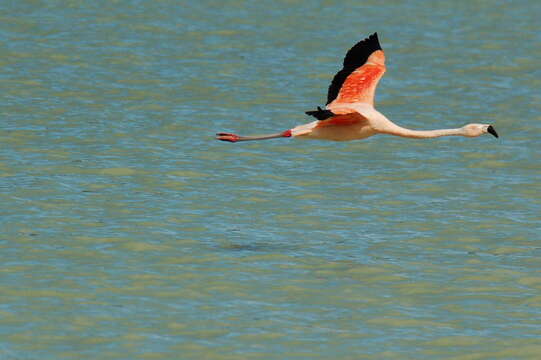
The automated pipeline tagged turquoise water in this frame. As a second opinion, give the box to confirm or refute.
[1,1,540,359]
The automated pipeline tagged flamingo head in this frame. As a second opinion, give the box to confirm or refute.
[462,124,499,138]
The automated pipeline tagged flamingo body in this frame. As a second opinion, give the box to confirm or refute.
[216,33,499,143]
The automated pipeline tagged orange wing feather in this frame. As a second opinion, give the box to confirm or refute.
[306,33,386,120]
[329,50,386,107]
[332,62,385,105]
[315,112,367,128]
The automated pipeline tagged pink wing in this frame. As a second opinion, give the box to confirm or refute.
[326,33,386,107]
[314,112,368,128]
[330,61,385,106]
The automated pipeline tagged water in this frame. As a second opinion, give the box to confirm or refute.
[1,0,540,358]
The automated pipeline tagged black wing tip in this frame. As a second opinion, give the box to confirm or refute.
[344,32,383,61]
[305,106,334,120]
[368,32,382,50]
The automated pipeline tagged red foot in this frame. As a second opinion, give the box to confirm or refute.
[216,132,240,142]
[282,129,292,137]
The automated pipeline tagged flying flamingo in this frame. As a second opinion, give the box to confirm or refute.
[216,33,499,143]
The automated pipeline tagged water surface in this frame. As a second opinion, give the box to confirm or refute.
[1,0,541,359]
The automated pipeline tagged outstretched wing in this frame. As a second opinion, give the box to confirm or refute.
[326,33,386,107]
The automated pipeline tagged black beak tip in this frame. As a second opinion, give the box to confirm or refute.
[487,125,499,138]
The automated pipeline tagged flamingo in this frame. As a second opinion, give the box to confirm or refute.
[216,33,499,143]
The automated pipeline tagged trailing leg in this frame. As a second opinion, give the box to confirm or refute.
[216,130,292,143]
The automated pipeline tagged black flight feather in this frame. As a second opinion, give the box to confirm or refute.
[325,33,382,105]
[305,106,334,120]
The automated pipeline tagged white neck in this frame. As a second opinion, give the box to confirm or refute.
[374,117,464,139]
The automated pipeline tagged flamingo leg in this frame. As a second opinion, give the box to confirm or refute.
[216,130,292,143]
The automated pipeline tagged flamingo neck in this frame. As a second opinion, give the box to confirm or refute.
[375,119,464,139]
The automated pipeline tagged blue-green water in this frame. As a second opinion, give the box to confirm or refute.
[1,1,540,359]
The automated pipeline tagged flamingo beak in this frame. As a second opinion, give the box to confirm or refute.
[487,125,499,138]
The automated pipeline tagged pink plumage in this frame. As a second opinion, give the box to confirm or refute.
[216,33,499,143]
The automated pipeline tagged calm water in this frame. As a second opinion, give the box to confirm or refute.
[1,0,540,359]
